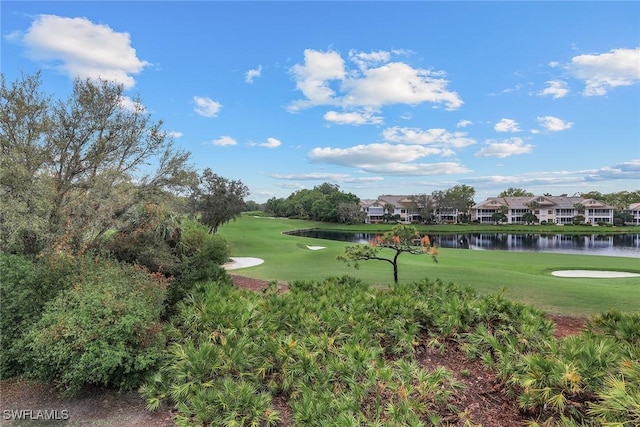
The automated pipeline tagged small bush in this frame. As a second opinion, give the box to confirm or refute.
[0,254,41,378]
[21,258,168,395]
[164,218,230,315]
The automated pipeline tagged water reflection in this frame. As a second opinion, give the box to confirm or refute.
[285,229,640,258]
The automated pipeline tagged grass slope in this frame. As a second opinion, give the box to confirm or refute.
[218,216,640,317]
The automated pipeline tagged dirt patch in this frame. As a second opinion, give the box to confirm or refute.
[0,275,588,427]
[0,377,174,426]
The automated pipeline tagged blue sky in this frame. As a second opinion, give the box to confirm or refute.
[2,1,639,203]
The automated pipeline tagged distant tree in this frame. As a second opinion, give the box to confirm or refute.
[337,202,366,224]
[189,168,249,233]
[522,212,538,225]
[407,193,435,223]
[337,225,438,284]
[243,200,263,212]
[265,197,286,217]
[614,211,632,226]
[382,203,396,223]
[444,185,476,223]
[499,187,533,197]
[492,212,508,224]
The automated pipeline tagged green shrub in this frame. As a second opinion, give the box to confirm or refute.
[0,254,41,378]
[21,258,168,395]
[0,253,85,378]
[164,218,230,315]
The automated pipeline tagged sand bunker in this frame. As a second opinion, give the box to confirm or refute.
[306,245,326,250]
[551,270,640,278]
[223,257,264,270]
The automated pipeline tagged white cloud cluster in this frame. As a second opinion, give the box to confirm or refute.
[539,80,569,99]
[323,110,383,125]
[271,172,383,183]
[382,127,476,149]
[193,96,222,117]
[467,160,640,194]
[260,137,282,148]
[245,65,262,83]
[567,47,640,96]
[16,14,149,89]
[475,137,533,158]
[210,136,238,146]
[494,118,521,133]
[536,116,573,132]
[307,125,473,176]
[289,49,462,124]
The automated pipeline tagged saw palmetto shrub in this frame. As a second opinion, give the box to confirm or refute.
[21,257,168,395]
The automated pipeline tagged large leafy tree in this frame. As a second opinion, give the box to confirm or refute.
[338,225,438,284]
[444,184,476,222]
[407,193,435,223]
[189,168,249,233]
[1,72,196,254]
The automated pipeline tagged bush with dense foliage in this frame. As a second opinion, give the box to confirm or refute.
[0,254,42,377]
[141,276,557,425]
[0,252,89,378]
[20,257,169,395]
[164,218,230,315]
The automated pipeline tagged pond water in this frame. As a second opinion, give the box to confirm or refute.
[284,229,640,258]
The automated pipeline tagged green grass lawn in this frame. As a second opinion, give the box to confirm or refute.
[218,215,640,317]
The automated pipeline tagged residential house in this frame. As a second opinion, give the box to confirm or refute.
[470,196,615,225]
[626,202,640,225]
[360,194,462,224]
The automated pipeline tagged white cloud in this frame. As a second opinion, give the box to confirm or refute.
[539,80,569,99]
[263,137,282,148]
[210,136,237,146]
[309,143,449,166]
[382,126,476,148]
[17,14,149,89]
[475,137,533,158]
[342,62,463,110]
[245,65,262,83]
[271,172,383,183]
[289,49,462,112]
[584,159,640,181]
[348,49,391,70]
[466,160,640,192]
[289,49,345,110]
[536,116,573,132]
[256,137,281,148]
[567,47,640,96]
[166,130,183,139]
[356,162,470,176]
[457,120,472,128]
[494,118,521,133]
[193,96,222,117]
[323,110,383,125]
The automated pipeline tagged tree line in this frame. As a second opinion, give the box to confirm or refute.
[258,184,639,225]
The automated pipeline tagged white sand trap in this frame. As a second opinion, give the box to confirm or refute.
[552,270,640,278]
[223,257,264,270]
[306,245,326,251]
